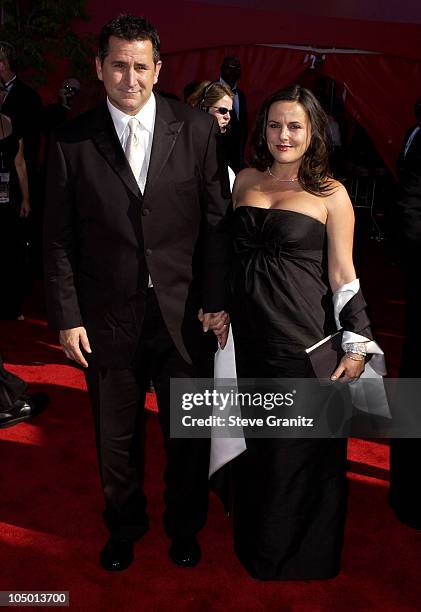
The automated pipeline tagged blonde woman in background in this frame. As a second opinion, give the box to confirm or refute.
[188,80,236,188]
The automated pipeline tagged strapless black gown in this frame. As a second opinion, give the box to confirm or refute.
[230,206,348,581]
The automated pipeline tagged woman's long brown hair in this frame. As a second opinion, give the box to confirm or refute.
[251,84,334,196]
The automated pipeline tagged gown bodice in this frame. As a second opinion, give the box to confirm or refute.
[231,205,336,353]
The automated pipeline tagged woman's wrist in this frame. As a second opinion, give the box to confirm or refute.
[344,341,367,357]
[344,352,365,362]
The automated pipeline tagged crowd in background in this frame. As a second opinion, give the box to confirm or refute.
[0,39,405,324]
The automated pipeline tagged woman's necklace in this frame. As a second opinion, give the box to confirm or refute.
[267,167,298,182]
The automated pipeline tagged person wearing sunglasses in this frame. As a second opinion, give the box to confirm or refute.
[188,80,233,132]
[187,81,235,187]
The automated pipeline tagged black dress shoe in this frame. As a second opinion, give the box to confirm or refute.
[168,537,201,567]
[0,392,49,429]
[391,506,421,530]
[100,537,134,571]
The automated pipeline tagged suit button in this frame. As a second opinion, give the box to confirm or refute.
[142,208,151,216]
[145,248,152,256]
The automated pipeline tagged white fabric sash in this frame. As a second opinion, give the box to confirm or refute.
[333,279,389,416]
[209,327,246,476]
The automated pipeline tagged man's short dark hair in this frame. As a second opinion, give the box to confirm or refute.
[221,55,241,69]
[98,14,161,65]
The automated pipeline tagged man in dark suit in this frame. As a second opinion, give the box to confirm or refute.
[44,15,231,571]
[0,41,43,274]
[43,77,81,140]
[389,96,421,530]
[0,42,43,192]
[219,55,248,172]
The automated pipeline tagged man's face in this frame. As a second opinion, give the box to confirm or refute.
[96,36,162,115]
[221,59,241,87]
[59,78,80,107]
[0,57,9,77]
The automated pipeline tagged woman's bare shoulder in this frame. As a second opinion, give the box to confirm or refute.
[233,167,264,202]
[324,180,352,209]
[325,178,346,193]
[235,167,263,185]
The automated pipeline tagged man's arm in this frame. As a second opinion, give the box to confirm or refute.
[396,147,421,259]
[44,136,91,366]
[200,120,232,312]
[13,139,30,217]
[199,119,232,347]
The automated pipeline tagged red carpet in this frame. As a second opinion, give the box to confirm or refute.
[1,251,420,610]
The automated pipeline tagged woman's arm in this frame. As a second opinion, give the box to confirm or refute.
[325,183,366,381]
[14,138,30,217]
[325,182,356,292]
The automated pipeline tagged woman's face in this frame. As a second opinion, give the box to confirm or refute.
[265,101,311,165]
[208,94,233,133]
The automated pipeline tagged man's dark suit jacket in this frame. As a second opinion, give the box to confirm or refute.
[396,123,421,258]
[44,94,231,368]
[226,88,248,172]
[390,124,421,519]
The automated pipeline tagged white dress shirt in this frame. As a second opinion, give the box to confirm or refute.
[1,75,16,104]
[107,93,156,194]
[107,94,156,286]
[403,125,420,159]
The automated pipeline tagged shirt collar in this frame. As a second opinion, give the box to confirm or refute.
[107,93,156,140]
[4,75,16,90]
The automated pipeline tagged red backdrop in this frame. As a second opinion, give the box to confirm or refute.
[64,0,421,171]
[157,45,421,172]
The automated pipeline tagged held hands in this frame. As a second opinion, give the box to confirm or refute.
[198,309,230,349]
[331,353,365,383]
[59,326,92,368]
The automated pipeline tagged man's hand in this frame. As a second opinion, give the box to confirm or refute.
[59,326,92,368]
[331,354,365,383]
[20,199,31,218]
[198,309,230,349]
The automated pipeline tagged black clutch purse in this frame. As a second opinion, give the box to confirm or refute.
[305,332,344,379]
[306,289,373,379]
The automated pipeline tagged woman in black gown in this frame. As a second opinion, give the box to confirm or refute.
[0,108,30,319]
[229,85,371,580]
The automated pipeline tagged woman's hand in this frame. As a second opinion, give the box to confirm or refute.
[20,199,31,218]
[330,353,365,383]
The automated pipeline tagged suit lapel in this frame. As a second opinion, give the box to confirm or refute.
[91,104,142,200]
[143,94,184,200]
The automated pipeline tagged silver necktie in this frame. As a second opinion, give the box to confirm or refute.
[124,117,143,183]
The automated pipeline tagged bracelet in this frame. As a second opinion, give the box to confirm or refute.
[344,341,367,357]
[345,352,365,362]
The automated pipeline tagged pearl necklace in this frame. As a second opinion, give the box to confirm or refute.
[267,167,298,182]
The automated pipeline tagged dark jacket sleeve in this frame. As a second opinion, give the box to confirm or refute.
[396,129,421,259]
[200,120,232,313]
[43,136,83,330]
